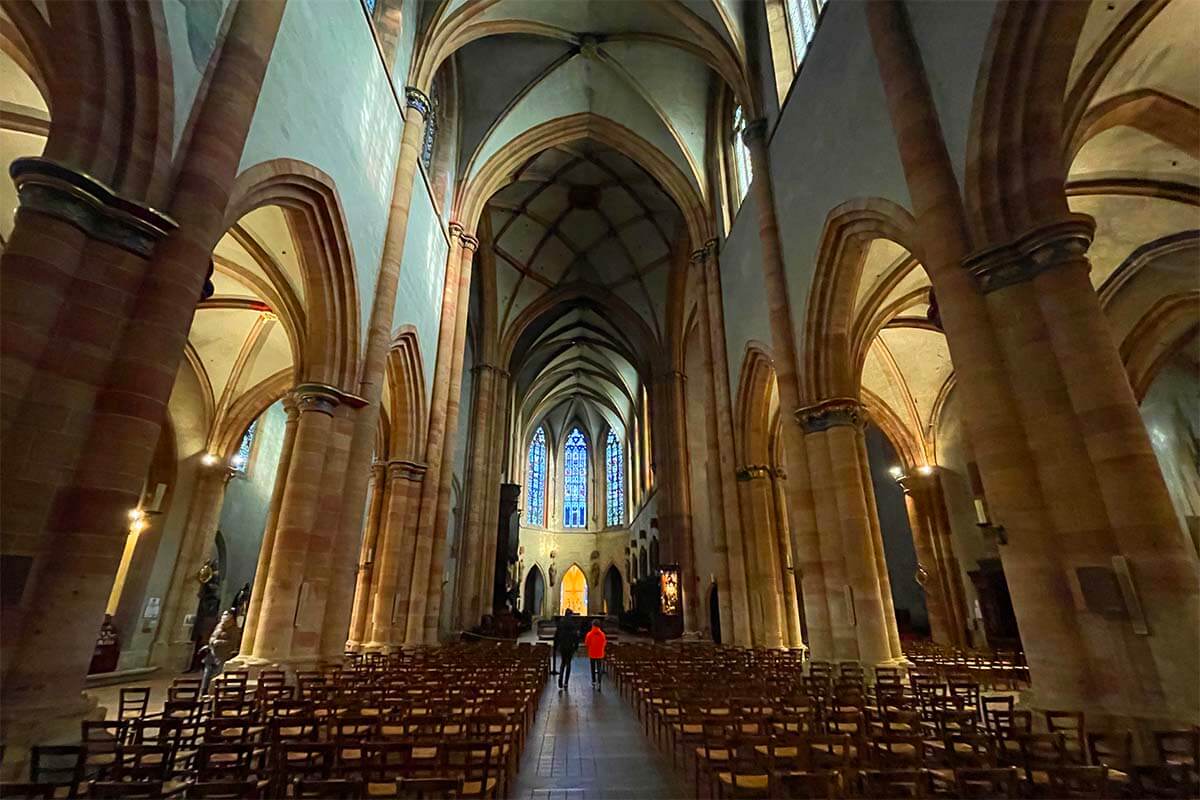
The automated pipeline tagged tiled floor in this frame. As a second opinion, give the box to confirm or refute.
[511,654,688,800]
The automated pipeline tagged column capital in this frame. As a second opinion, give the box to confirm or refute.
[292,383,342,415]
[795,397,867,433]
[386,459,428,482]
[370,460,387,481]
[10,156,177,257]
[404,86,433,120]
[741,118,768,146]
[962,214,1095,293]
[459,232,479,252]
[735,464,772,482]
[471,362,509,377]
[689,238,719,266]
[281,392,301,419]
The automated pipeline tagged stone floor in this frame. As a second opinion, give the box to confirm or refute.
[510,654,688,800]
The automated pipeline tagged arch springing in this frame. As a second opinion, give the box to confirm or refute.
[606,429,625,527]
[563,427,588,528]
[526,426,547,526]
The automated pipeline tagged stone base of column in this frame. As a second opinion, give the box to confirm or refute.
[359,640,404,654]
[224,654,334,678]
[0,693,105,780]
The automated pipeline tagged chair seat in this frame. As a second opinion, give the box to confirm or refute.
[717,772,769,789]
[461,777,498,794]
[696,747,730,761]
[753,745,798,758]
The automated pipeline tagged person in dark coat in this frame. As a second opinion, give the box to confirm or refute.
[554,610,580,690]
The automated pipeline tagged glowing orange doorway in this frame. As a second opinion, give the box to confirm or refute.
[561,564,588,615]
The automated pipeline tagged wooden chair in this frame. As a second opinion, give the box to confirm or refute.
[29,744,86,797]
[173,780,264,798]
[1044,711,1086,765]
[117,688,152,723]
[82,721,128,779]
[0,784,60,800]
[776,771,843,800]
[293,779,360,799]
[860,769,930,799]
[443,739,498,799]
[1045,765,1109,799]
[954,767,1019,799]
[88,781,164,799]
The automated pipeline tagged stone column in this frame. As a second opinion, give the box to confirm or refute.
[247,385,341,663]
[742,118,835,658]
[240,394,301,655]
[475,370,510,623]
[456,363,502,630]
[656,370,700,633]
[967,223,1200,723]
[735,466,786,647]
[798,400,895,666]
[856,430,905,660]
[404,227,469,644]
[347,461,388,648]
[0,0,285,760]
[149,465,233,670]
[323,86,434,657]
[691,242,751,643]
[770,468,805,648]
[898,468,968,648]
[803,428,859,661]
[868,0,1198,723]
[364,460,426,649]
[423,233,477,643]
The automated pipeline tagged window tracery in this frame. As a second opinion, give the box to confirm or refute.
[606,429,625,527]
[563,427,588,528]
[526,426,547,526]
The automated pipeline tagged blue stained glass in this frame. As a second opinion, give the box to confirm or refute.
[563,427,588,528]
[364,0,377,13]
[605,429,624,527]
[525,427,547,526]
[232,419,257,476]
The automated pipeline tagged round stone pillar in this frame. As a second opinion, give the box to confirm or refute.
[347,461,388,648]
[248,385,341,663]
[736,466,786,648]
[366,460,427,649]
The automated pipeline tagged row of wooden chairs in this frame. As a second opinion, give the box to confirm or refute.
[609,642,1199,799]
[1,642,551,800]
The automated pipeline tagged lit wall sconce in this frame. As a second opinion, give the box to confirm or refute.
[201,453,220,467]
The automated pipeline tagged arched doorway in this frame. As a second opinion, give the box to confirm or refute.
[603,565,623,614]
[561,564,588,615]
[709,584,722,644]
[523,565,545,619]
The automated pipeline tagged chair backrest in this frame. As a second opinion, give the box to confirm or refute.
[955,766,1019,799]
[29,745,84,788]
[1045,765,1108,798]
[118,688,151,721]
[861,769,930,799]
[177,780,262,799]
[1155,729,1200,769]
[777,770,843,799]
[1085,731,1131,770]
[89,782,164,799]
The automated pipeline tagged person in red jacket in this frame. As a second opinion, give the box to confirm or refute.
[584,621,608,690]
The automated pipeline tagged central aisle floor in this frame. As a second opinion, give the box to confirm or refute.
[511,654,688,800]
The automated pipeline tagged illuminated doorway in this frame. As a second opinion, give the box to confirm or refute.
[561,564,588,615]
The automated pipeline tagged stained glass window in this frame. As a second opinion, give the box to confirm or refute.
[231,419,257,477]
[421,86,439,172]
[563,427,588,528]
[605,429,624,527]
[732,104,753,202]
[784,0,818,63]
[525,427,547,526]
[364,0,377,14]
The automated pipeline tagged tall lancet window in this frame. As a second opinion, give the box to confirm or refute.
[525,427,547,526]
[732,104,753,202]
[563,427,588,528]
[606,429,625,527]
[231,419,258,477]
